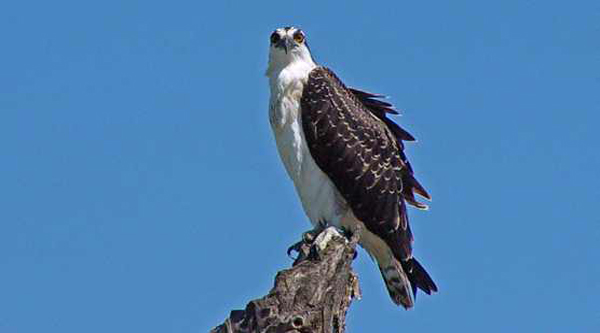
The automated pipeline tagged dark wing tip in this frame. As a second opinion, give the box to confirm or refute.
[412,180,432,200]
[383,118,416,142]
[349,87,401,116]
[408,258,438,295]
[348,87,385,98]
[348,86,417,143]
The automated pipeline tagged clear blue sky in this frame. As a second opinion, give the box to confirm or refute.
[1,1,598,332]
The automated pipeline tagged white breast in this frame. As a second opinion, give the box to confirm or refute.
[268,63,345,227]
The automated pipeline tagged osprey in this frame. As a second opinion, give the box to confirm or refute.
[266,27,437,308]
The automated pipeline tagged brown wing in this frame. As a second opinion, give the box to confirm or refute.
[300,67,436,295]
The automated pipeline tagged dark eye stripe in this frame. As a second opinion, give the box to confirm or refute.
[270,32,280,44]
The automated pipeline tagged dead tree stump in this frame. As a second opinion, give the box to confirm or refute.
[210,227,361,333]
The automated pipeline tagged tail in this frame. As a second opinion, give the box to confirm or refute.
[380,257,437,309]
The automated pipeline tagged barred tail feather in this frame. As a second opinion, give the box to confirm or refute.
[379,260,414,309]
[380,257,438,309]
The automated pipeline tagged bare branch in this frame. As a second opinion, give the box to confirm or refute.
[210,227,361,333]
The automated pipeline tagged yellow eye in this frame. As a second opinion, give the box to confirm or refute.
[293,32,305,44]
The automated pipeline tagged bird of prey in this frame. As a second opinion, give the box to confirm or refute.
[266,27,437,309]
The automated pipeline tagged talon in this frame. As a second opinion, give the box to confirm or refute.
[287,224,329,262]
[340,227,353,239]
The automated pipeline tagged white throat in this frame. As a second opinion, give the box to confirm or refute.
[266,54,316,131]
[266,53,316,82]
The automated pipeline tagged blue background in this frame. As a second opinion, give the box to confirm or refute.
[1,1,598,332]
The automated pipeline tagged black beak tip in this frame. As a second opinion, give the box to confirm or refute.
[275,38,291,54]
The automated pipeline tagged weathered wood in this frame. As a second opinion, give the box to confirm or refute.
[210,227,361,333]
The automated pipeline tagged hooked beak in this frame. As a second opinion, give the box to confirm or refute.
[275,36,292,54]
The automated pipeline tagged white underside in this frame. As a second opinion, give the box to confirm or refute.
[268,61,395,267]
[269,61,343,228]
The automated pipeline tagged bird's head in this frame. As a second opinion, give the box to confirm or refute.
[266,27,315,76]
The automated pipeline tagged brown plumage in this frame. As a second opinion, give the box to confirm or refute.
[300,67,437,306]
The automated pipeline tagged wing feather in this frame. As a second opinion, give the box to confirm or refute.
[300,67,428,262]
